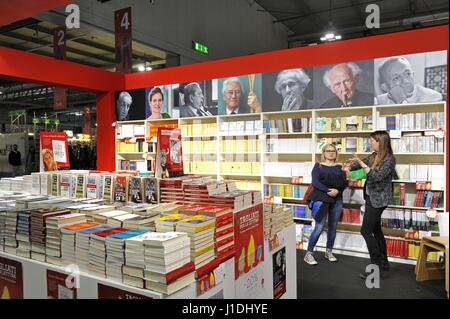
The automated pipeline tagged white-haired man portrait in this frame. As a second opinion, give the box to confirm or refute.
[320,62,374,108]
[222,77,261,114]
[274,68,313,111]
[116,91,132,121]
[375,56,442,105]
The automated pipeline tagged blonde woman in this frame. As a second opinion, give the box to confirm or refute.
[304,143,347,265]
[42,149,58,171]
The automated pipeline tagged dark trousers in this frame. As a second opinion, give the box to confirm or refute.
[360,196,387,266]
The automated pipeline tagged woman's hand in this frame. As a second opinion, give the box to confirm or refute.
[327,188,339,197]
[350,153,365,166]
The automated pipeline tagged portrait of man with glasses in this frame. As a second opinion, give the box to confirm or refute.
[220,76,262,115]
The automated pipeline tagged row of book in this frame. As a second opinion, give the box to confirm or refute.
[116,141,147,153]
[413,191,443,209]
[116,124,146,139]
[264,184,309,199]
[263,205,294,239]
[286,205,312,220]
[118,160,149,172]
[183,140,217,153]
[266,138,312,153]
[315,115,373,132]
[385,238,439,260]
[377,112,444,131]
[263,118,312,134]
[233,180,261,191]
[220,120,263,136]
[395,164,445,182]
[263,162,314,180]
[220,139,260,153]
[183,161,217,174]
[380,208,439,232]
[219,161,260,175]
[180,123,218,137]
[390,135,444,153]
[316,137,371,153]
[0,175,33,193]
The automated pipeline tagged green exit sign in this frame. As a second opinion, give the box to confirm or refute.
[193,41,209,55]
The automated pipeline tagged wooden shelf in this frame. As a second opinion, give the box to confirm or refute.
[387,205,444,211]
[265,132,312,136]
[183,135,217,139]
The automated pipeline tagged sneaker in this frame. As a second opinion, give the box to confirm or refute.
[304,252,318,265]
[324,250,337,262]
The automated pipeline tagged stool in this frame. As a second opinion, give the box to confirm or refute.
[415,236,449,298]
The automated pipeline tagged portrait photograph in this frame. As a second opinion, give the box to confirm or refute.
[173,80,218,118]
[218,74,262,115]
[374,50,446,105]
[145,85,171,119]
[262,67,314,112]
[115,88,146,121]
[313,60,375,109]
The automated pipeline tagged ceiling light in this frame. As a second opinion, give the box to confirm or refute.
[138,65,146,72]
[146,66,153,71]
[335,35,342,40]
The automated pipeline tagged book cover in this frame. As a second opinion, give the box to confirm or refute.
[156,128,184,179]
[129,177,143,203]
[114,175,129,202]
[143,177,159,204]
[102,175,115,202]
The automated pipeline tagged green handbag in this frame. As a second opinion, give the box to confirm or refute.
[348,168,367,180]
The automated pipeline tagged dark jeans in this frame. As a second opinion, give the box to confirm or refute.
[361,196,387,266]
[307,199,342,252]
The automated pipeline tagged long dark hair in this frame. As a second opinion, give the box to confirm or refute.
[368,130,395,171]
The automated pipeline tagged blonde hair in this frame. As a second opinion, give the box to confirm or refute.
[320,143,338,163]
[42,148,58,171]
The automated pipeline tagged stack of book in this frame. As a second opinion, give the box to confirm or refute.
[89,227,128,277]
[107,213,141,227]
[263,205,284,238]
[122,214,161,232]
[176,215,216,269]
[159,178,185,203]
[15,196,48,210]
[61,222,100,265]
[182,179,227,204]
[121,203,155,215]
[105,229,148,281]
[155,214,188,232]
[211,190,253,211]
[123,232,156,288]
[4,210,18,254]
[16,210,32,258]
[45,213,87,265]
[93,210,129,224]
[30,209,71,262]
[75,225,112,271]
[143,232,194,294]
[77,205,117,221]
[0,210,6,251]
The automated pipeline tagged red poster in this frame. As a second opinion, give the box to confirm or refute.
[46,270,77,299]
[156,127,183,178]
[97,283,152,299]
[114,7,132,73]
[40,131,70,171]
[53,27,67,110]
[234,204,264,280]
[0,256,23,299]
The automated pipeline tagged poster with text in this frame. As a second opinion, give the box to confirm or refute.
[46,269,77,299]
[234,204,264,280]
[40,131,70,171]
[235,263,265,299]
[156,127,183,178]
[97,283,152,299]
[0,256,23,299]
[272,246,286,299]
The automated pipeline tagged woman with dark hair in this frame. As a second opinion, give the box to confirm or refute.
[345,131,398,279]
[147,87,164,119]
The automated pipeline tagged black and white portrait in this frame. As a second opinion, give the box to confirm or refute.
[374,51,446,105]
[174,80,218,118]
[115,89,146,121]
[314,60,375,108]
[169,138,181,164]
[262,68,314,112]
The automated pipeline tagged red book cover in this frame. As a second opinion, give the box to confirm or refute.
[156,128,184,178]
[166,262,195,285]
[216,225,234,238]
[216,235,234,248]
[218,246,235,262]
[92,228,128,239]
[216,214,234,227]
[196,259,220,279]
[399,183,406,206]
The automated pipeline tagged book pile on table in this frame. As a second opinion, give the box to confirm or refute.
[210,190,253,211]
[105,229,148,281]
[107,213,141,228]
[123,232,155,288]
[263,205,284,238]
[75,225,112,271]
[93,210,128,224]
[45,213,87,265]
[122,214,161,232]
[16,210,32,258]
[182,179,227,204]
[30,209,71,262]
[176,215,216,269]
[159,178,185,203]
[4,210,18,254]
[155,214,188,232]
[282,207,294,227]
[143,232,195,294]
[61,222,99,265]
[15,195,48,210]
[89,227,128,277]
[78,205,117,221]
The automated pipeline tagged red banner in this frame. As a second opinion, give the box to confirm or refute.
[53,27,67,110]
[40,131,70,171]
[114,7,132,73]
[84,106,91,136]
[97,283,152,299]
[0,256,23,299]
[234,204,264,280]
[46,270,77,299]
